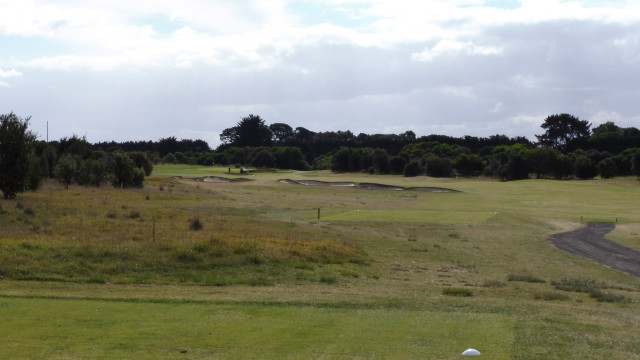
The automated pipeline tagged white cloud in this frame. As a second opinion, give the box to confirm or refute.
[412,39,503,61]
[0,68,22,78]
[3,0,640,145]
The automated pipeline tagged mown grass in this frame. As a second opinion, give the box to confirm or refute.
[1,166,640,359]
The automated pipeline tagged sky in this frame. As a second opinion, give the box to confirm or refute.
[1,0,639,148]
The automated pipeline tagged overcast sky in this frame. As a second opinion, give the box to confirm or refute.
[1,0,639,148]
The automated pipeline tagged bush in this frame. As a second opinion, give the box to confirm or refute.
[129,152,153,176]
[507,273,546,283]
[552,277,604,293]
[589,290,633,303]
[189,217,203,231]
[403,161,421,177]
[597,158,617,179]
[425,155,452,177]
[573,155,598,179]
[442,288,474,297]
[534,292,570,301]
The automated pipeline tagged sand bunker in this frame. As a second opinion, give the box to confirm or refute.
[175,176,252,183]
[550,223,640,277]
[279,179,459,192]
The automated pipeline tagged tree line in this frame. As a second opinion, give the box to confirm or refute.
[2,111,640,199]
[1,113,153,199]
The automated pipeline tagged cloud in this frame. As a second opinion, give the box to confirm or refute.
[412,39,503,61]
[0,68,22,78]
[2,0,640,147]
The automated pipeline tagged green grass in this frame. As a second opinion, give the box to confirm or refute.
[1,166,640,359]
[0,296,513,359]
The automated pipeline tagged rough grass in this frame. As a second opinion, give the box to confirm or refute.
[0,178,367,285]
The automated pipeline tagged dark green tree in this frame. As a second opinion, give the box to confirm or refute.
[453,153,485,177]
[597,158,617,179]
[0,113,39,199]
[389,156,406,175]
[573,155,598,179]
[424,154,452,177]
[128,151,153,176]
[269,123,294,144]
[251,149,275,168]
[219,114,272,148]
[403,161,422,177]
[55,154,79,189]
[109,151,137,188]
[526,147,561,179]
[372,149,390,174]
[536,114,591,152]
[631,152,640,177]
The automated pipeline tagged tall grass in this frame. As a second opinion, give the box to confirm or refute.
[0,179,367,285]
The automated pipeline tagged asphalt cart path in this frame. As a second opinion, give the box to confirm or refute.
[550,223,640,277]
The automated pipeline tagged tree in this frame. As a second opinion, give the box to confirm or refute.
[55,154,79,189]
[597,158,617,179]
[632,152,640,177]
[526,147,561,179]
[453,153,485,177]
[251,149,275,168]
[424,154,452,177]
[109,151,137,188]
[0,113,39,199]
[269,123,294,144]
[219,114,272,148]
[573,155,597,179]
[129,152,153,176]
[536,114,591,153]
[403,161,421,177]
[389,156,406,175]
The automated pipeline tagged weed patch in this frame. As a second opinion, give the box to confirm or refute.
[533,292,570,301]
[442,287,474,297]
[552,278,606,293]
[508,273,546,283]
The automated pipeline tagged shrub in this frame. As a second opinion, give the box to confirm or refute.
[189,217,203,231]
[552,278,604,293]
[483,280,507,288]
[442,287,474,297]
[129,151,153,176]
[534,292,570,301]
[589,290,633,303]
[127,210,141,219]
[507,273,546,283]
[403,161,421,177]
[425,155,452,177]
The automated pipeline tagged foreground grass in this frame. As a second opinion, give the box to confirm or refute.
[0,296,514,359]
[1,166,640,359]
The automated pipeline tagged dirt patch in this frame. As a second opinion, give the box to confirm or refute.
[280,179,458,192]
[550,223,640,277]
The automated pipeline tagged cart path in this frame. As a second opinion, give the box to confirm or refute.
[550,223,640,277]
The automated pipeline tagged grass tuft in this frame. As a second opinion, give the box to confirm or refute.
[507,273,546,283]
[589,290,633,303]
[442,287,474,297]
[533,292,570,301]
[552,278,606,293]
[189,217,203,231]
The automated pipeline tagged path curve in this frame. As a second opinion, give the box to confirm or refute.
[550,223,640,277]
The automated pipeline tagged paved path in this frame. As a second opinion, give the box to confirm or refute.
[550,223,640,277]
